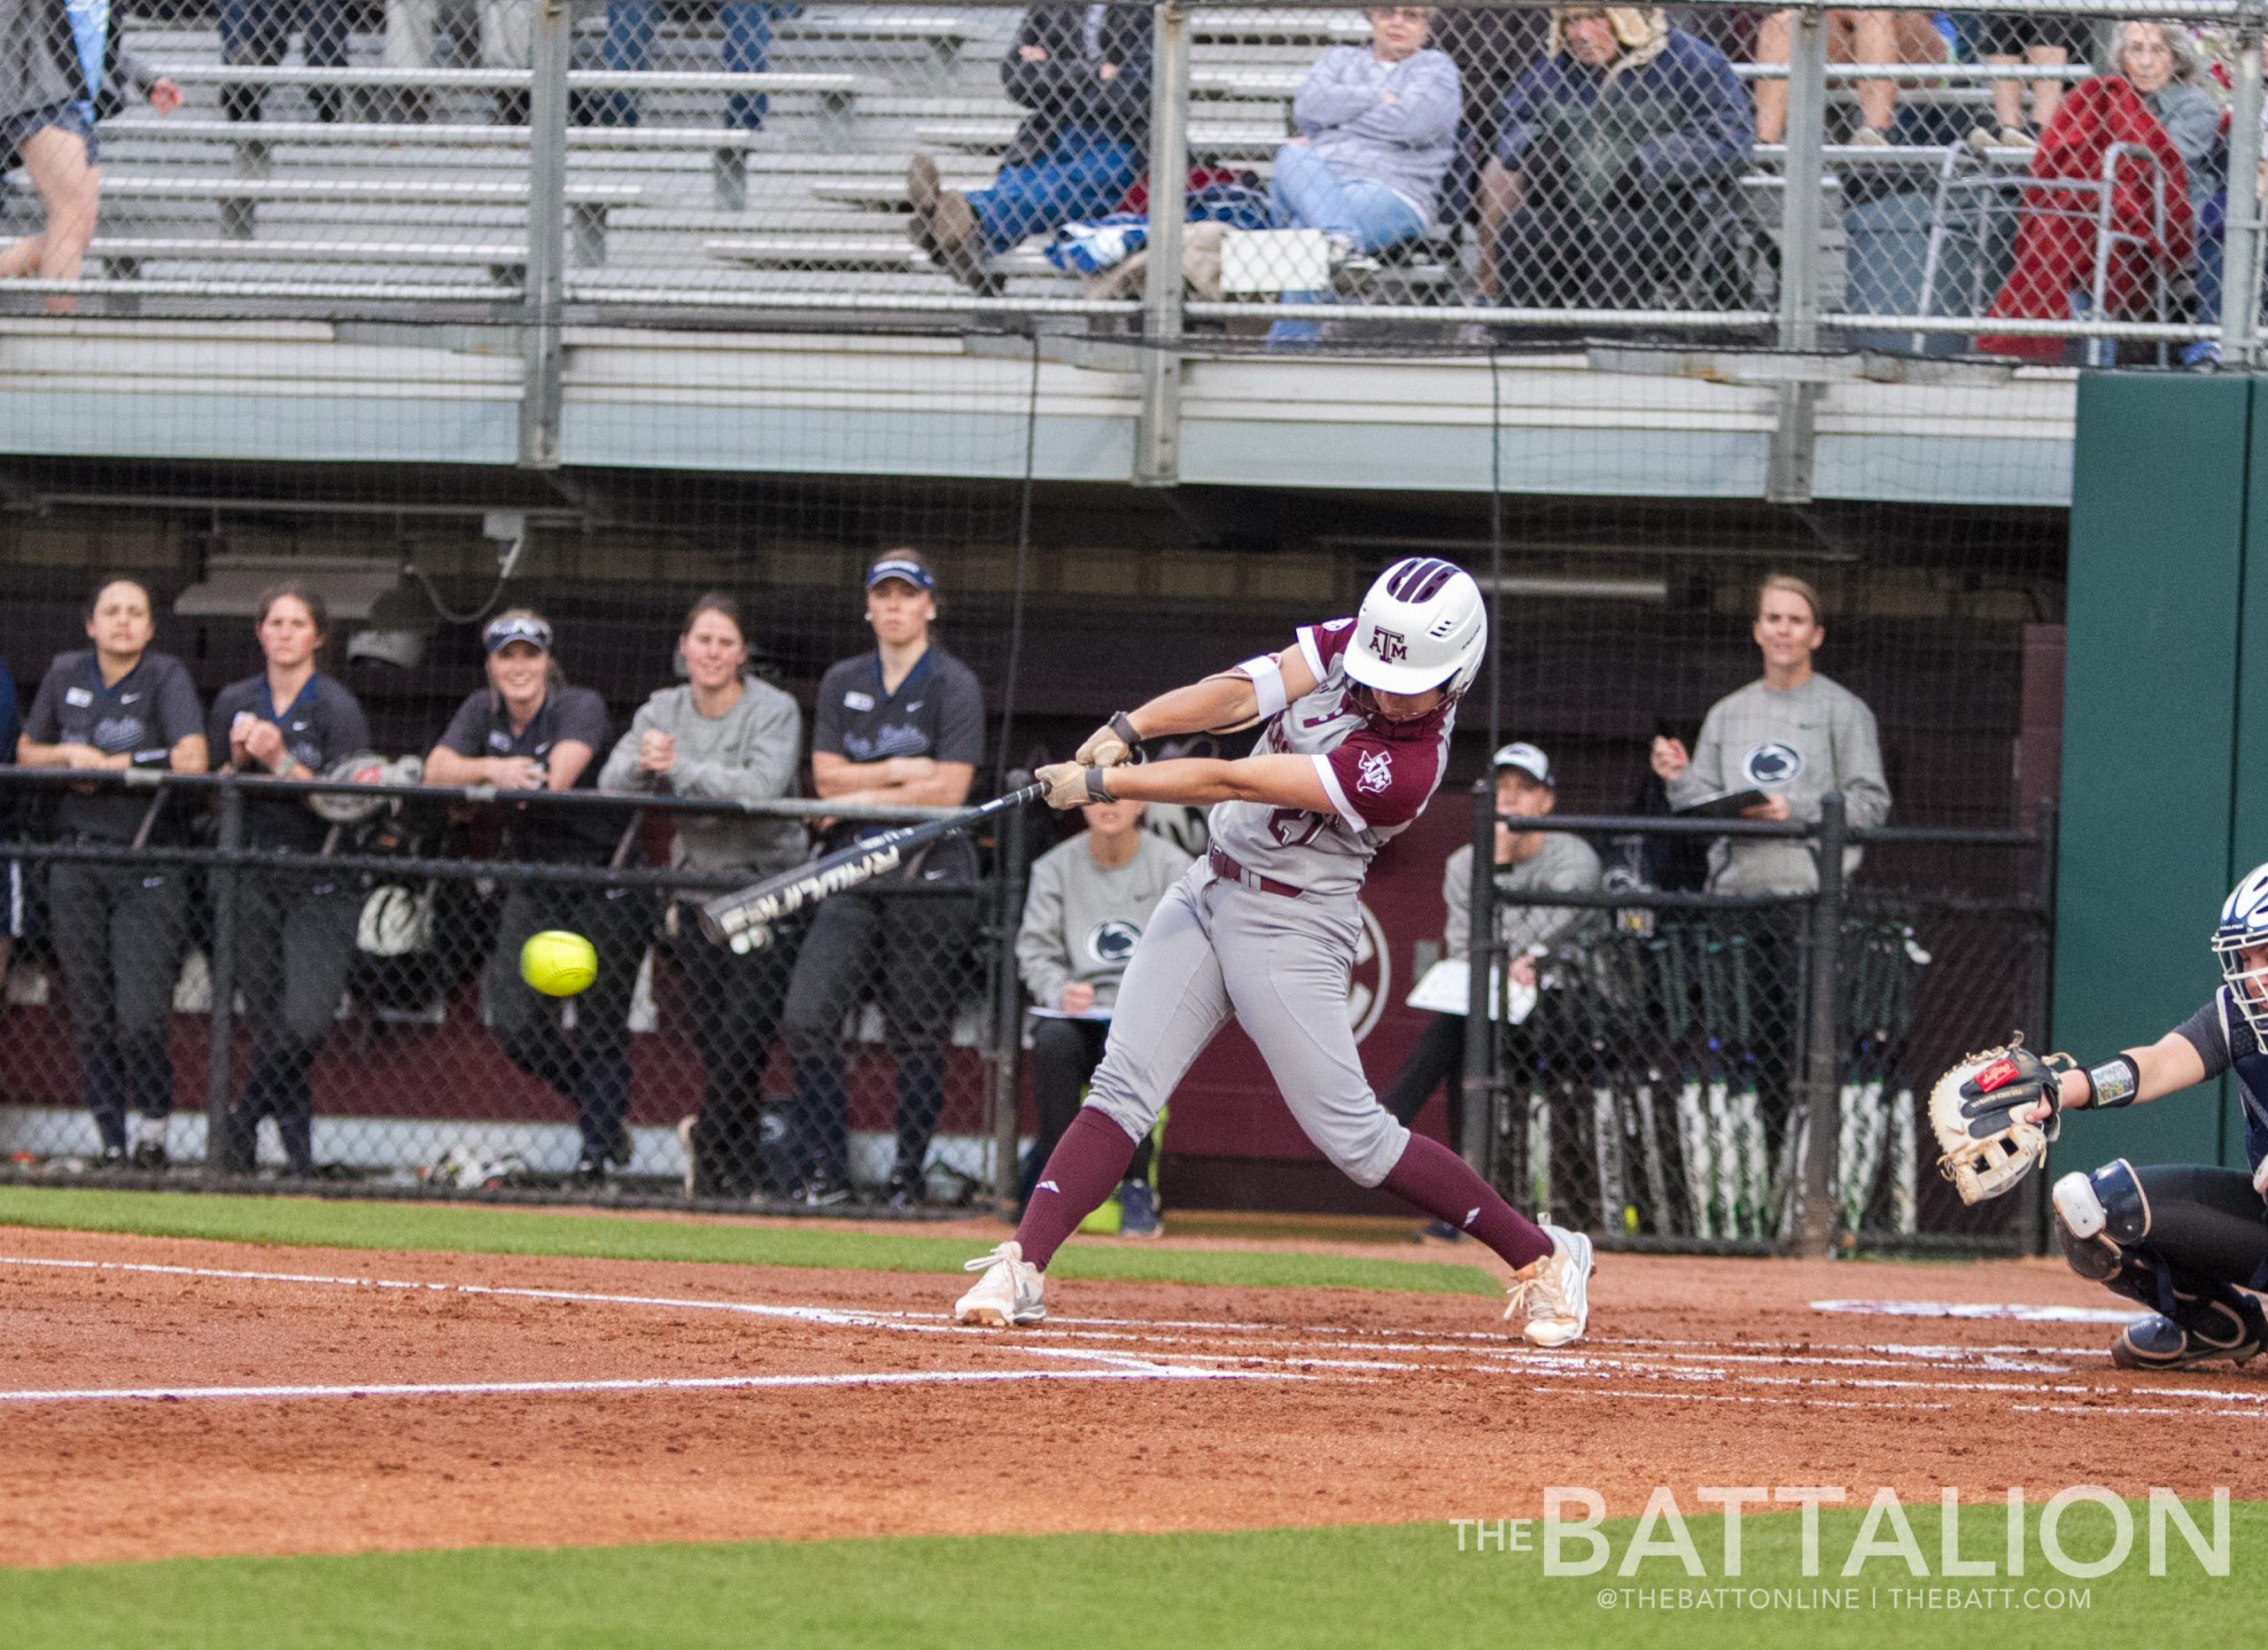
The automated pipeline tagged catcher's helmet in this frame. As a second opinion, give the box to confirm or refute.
[1342,557,1488,699]
[2212,860,2268,1038]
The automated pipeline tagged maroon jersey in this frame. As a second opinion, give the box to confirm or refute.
[1205,619,1455,897]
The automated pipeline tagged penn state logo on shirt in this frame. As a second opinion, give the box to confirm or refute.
[93,715,144,751]
[1743,742,1805,788]
[1085,918,1142,967]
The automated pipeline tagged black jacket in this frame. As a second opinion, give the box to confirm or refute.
[999,4,1151,167]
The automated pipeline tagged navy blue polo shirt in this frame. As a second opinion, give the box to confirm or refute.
[437,684,622,863]
[23,650,205,843]
[208,671,373,852]
[811,642,986,864]
[812,644,985,771]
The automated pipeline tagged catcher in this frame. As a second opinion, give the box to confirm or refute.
[1940,862,2268,1372]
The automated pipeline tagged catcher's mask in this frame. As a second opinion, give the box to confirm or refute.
[2212,860,2268,1039]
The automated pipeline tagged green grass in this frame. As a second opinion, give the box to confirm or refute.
[0,1185,1499,1297]
[6,1502,2256,1649]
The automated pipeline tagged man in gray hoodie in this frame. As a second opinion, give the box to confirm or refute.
[602,595,804,1201]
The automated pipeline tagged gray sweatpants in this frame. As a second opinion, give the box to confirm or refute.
[1084,863,1410,1187]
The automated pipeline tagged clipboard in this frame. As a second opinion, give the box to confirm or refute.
[1672,788,1768,820]
[1404,959,1535,1024]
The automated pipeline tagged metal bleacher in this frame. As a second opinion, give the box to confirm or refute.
[34,3,1305,312]
[8,4,2097,325]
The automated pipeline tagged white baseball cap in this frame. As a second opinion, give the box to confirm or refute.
[1492,742,1554,788]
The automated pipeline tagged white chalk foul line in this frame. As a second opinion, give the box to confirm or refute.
[1812,1298,2140,1325]
[0,1365,1294,1406]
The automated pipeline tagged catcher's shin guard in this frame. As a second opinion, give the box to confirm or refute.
[2056,1160,2268,1364]
[2054,1158,2161,1293]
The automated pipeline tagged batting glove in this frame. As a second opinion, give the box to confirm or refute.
[1037,762,1109,811]
[1075,712,1143,768]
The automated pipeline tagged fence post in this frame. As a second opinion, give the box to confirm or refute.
[2024,795,2061,1255]
[518,0,572,469]
[989,772,1034,1208]
[1134,0,1190,487]
[2222,18,2264,368]
[1797,791,1845,1253]
[204,777,245,1181]
[1777,7,1827,354]
[1460,779,1495,1177]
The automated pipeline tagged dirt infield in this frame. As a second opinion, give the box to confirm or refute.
[3,1220,2264,1569]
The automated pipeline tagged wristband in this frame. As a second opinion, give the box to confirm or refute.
[2083,1055,2140,1109]
[1108,710,1143,758]
[1083,767,1114,804]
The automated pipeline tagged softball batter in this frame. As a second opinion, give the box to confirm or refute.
[955,557,1594,1345]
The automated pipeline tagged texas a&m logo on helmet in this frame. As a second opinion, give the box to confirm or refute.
[1371,627,1409,665]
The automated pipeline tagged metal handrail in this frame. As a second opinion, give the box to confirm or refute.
[0,763,962,825]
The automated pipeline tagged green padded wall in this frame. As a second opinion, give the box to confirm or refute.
[2054,373,2253,1174]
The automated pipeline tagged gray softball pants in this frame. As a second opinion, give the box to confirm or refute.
[1083,862,1410,1187]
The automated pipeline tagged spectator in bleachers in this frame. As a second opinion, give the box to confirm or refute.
[3,0,102,313]
[781,551,983,1207]
[584,0,798,131]
[1014,791,1191,1236]
[599,592,805,1202]
[907,2,1151,289]
[17,577,207,1169]
[1971,12,2096,147]
[426,610,651,1186]
[1433,4,1546,228]
[1264,6,1459,346]
[206,581,369,1179]
[220,0,349,124]
[2104,21,2221,222]
[1977,24,2212,362]
[1382,742,1600,1240]
[384,0,531,125]
[1751,10,1947,146]
[1481,7,1750,308]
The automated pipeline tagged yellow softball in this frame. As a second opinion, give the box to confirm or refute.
[520,930,598,997]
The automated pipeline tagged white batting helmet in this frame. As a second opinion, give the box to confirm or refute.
[1343,557,1488,698]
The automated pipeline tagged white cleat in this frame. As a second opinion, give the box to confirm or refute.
[955,1240,1046,1327]
[1504,1225,1592,1348]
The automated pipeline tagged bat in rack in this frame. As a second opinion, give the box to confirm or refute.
[698,782,1045,953]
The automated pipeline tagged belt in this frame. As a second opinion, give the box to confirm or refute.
[1208,844,1303,899]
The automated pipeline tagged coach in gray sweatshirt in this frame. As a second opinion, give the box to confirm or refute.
[600,594,804,1200]
[1656,575,1891,895]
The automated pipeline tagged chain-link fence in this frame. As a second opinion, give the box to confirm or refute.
[1459,791,2053,1254]
[4,1,2259,356]
[0,766,1029,1210]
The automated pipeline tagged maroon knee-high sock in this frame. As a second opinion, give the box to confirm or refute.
[1380,1132,1552,1271]
[1014,1109,1140,1269]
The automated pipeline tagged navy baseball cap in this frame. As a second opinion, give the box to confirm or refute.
[865,555,936,594]
[483,613,554,655]
[1492,742,1554,788]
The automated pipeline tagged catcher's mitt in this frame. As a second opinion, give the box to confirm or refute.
[1931,1036,2073,1205]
